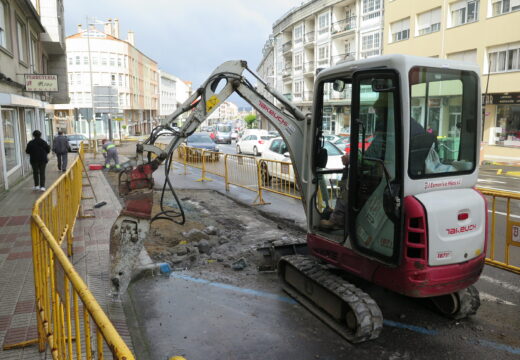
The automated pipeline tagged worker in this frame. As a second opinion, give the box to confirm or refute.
[102,139,120,170]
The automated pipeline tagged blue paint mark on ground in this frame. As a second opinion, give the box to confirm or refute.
[170,272,520,356]
[170,273,297,304]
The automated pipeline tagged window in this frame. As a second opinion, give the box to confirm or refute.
[16,19,27,62]
[69,73,73,85]
[447,49,477,64]
[111,74,116,86]
[361,32,380,58]
[417,8,441,35]
[102,57,107,65]
[76,55,80,65]
[93,56,98,65]
[117,57,121,67]
[2,109,20,173]
[488,44,520,73]
[450,0,480,27]
[29,36,37,72]
[491,0,520,16]
[118,74,122,86]
[0,1,8,49]
[76,73,81,85]
[68,57,72,65]
[317,44,329,65]
[294,24,303,43]
[83,56,88,65]
[110,57,115,66]
[294,52,303,70]
[390,18,410,42]
[318,12,329,34]
[362,0,382,20]
[294,80,303,97]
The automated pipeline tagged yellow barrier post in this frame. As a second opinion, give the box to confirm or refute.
[224,154,230,191]
[253,160,267,205]
[196,150,213,182]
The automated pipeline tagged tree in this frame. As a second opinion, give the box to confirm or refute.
[244,114,257,129]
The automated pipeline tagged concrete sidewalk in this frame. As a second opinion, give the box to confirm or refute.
[0,154,132,358]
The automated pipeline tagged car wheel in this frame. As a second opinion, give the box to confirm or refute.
[260,162,271,185]
[253,146,259,156]
[236,145,241,154]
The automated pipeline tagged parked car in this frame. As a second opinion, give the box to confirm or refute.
[236,130,271,156]
[214,123,233,144]
[260,137,344,184]
[67,134,88,152]
[335,135,374,154]
[184,133,220,161]
[231,131,238,141]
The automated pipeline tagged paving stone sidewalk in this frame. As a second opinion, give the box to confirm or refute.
[0,154,132,359]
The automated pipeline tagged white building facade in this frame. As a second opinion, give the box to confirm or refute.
[158,70,192,122]
[206,101,238,126]
[61,20,159,138]
[264,0,384,135]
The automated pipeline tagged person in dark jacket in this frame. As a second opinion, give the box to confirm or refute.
[25,130,51,192]
[52,130,71,171]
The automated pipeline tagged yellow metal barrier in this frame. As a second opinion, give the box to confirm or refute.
[258,159,301,200]
[225,154,264,198]
[6,144,135,359]
[477,187,520,274]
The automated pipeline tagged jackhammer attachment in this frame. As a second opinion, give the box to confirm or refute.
[278,255,383,343]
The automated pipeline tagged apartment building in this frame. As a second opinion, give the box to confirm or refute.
[260,0,384,135]
[0,0,67,192]
[58,19,159,138]
[158,70,192,123]
[206,101,238,126]
[384,0,520,159]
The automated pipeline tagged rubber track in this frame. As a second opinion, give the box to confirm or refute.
[452,285,480,320]
[279,255,383,343]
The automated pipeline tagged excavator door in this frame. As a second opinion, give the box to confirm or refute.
[348,71,403,266]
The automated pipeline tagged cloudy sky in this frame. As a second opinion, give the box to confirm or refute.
[65,0,304,106]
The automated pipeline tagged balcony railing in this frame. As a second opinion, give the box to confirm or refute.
[294,63,303,71]
[282,41,292,53]
[318,26,330,35]
[293,91,303,100]
[317,58,329,67]
[360,49,381,59]
[304,61,315,73]
[303,91,314,101]
[282,67,292,78]
[331,52,356,65]
[332,16,356,35]
[304,31,315,44]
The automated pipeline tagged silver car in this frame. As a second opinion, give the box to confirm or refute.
[67,134,88,152]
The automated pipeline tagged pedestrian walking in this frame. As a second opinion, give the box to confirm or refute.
[25,130,51,192]
[102,139,121,170]
[53,131,71,171]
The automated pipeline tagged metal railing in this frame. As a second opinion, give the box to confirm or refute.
[7,144,135,358]
[258,159,301,200]
[477,187,520,274]
[331,52,355,65]
[304,61,315,74]
[282,41,292,53]
[331,16,356,34]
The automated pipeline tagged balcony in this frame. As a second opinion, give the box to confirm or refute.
[331,52,356,65]
[282,65,293,78]
[303,91,314,102]
[282,41,292,53]
[304,31,315,45]
[304,61,315,75]
[331,16,356,36]
[293,91,303,101]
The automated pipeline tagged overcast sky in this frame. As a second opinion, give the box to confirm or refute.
[64,0,304,107]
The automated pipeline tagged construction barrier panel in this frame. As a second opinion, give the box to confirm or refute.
[11,144,135,359]
[225,154,262,194]
[477,187,520,274]
[258,159,301,200]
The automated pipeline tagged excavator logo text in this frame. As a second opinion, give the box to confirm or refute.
[258,100,288,127]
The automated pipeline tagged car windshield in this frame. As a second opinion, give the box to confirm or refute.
[188,134,212,143]
[261,136,271,140]
[217,125,232,132]
[67,135,84,140]
[334,136,350,144]
[324,141,343,156]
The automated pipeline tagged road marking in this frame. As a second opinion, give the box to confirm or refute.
[506,171,520,177]
[479,291,516,306]
[487,210,520,219]
[480,275,520,294]
[496,169,503,175]
[477,178,506,184]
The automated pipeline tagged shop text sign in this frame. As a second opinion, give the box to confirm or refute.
[25,75,58,92]
[483,92,520,105]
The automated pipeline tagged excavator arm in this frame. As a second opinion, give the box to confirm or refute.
[110,60,309,294]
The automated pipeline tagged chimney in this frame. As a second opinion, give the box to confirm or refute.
[113,18,120,38]
[104,19,112,35]
[77,24,83,33]
[127,31,135,46]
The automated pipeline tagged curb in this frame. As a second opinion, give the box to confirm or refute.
[131,262,172,283]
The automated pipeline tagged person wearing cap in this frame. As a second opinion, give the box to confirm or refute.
[101,139,120,170]
[25,130,51,191]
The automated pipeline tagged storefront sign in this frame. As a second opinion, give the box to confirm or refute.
[484,92,520,105]
[25,75,58,92]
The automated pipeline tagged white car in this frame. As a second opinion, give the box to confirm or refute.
[236,133,271,156]
[260,137,344,184]
[66,134,88,152]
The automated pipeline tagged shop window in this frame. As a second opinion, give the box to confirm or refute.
[496,105,520,146]
[2,109,21,173]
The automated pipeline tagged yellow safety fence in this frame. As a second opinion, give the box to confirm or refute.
[257,159,302,200]
[6,144,135,359]
[477,187,520,274]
